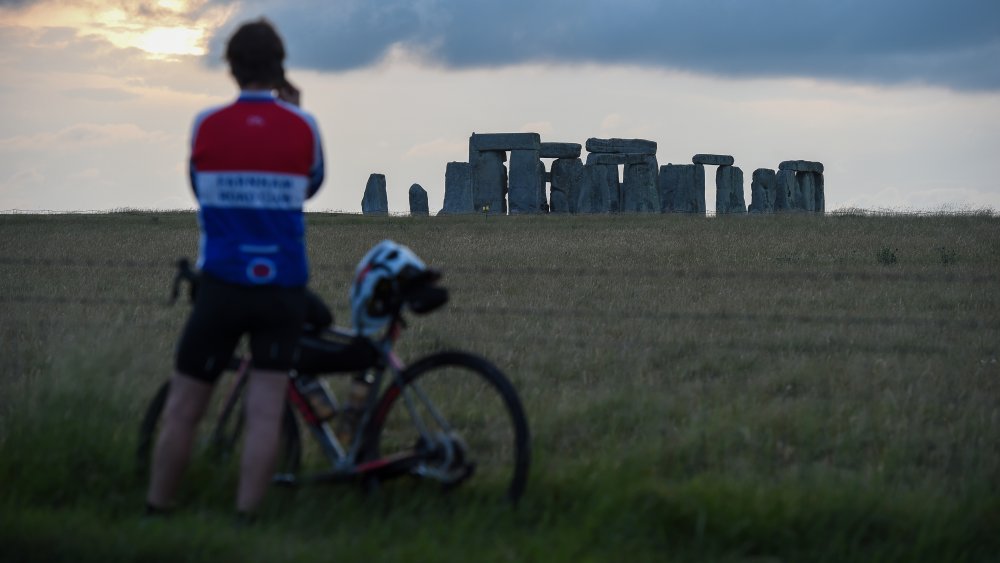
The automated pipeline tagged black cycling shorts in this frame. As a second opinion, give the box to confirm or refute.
[175,274,307,383]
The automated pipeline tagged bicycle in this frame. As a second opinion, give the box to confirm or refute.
[136,259,531,503]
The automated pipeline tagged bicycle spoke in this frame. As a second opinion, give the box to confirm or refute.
[366,352,530,502]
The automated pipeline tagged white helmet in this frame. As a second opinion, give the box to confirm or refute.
[350,240,428,335]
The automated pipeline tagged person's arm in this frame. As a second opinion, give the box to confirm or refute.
[279,78,323,197]
[307,132,325,198]
[188,121,200,197]
[277,79,300,107]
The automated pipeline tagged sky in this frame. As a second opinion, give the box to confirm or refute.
[1,0,999,214]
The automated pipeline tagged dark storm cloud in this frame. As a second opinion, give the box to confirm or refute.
[0,0,36,8]
[218,0,1000,90]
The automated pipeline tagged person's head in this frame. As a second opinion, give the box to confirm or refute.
[225,18,286,89]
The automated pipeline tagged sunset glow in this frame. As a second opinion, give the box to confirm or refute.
[134,26,205,57]
[2,0,232,58]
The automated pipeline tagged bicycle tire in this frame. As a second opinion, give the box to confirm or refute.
[363,351,530,503]
[136,378,302,480]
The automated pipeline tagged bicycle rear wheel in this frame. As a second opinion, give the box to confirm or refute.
[363,351,530,503]
[136,375,302,480]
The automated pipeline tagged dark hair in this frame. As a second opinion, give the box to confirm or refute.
[225,19,286,89]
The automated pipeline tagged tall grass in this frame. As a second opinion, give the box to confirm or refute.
[1,211,998,561]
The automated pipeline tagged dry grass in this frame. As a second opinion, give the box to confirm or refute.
[1,210,998,561]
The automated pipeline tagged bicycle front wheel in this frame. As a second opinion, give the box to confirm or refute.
[364,351,530,503]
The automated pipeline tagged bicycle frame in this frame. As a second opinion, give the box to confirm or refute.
[152,258,521,499]
[220,312,459,486]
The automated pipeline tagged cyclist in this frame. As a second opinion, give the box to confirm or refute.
[146,18,325,519]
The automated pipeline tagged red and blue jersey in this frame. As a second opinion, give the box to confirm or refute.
[189,90,324,287]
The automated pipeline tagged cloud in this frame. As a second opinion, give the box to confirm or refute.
[61,87,140,102]
[206,0,1000,91]
[0,0,35,9]
[1,168,43,188]
[0,123,168,151]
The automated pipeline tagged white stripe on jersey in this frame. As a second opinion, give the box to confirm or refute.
[197,172,308,210]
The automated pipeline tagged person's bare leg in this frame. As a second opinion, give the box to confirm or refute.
[235,368,288,514]
[147,373,213,509]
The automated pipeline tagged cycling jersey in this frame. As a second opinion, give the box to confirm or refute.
[189,90,324,287]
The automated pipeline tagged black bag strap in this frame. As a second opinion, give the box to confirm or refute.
[169,258,200,305]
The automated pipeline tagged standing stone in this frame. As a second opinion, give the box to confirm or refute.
[795,171,816,212]
[748,168,776,213]
[692,154,735,166]
[509,149,544,214]
[589,164,620,212]
[659,164,705,214]
[577,164,611,213]
[622,155,659,213]
[774,170,798,212]
[471,150,507,214]
[441,162,473,214]
[586,138,657,155]
[814,172,825,213]
[716,166,746,214]
[659,164,683,212]
[361,173,388,216]
[408,183,429,216]
[550,158,585,214]
[585,153,644,212]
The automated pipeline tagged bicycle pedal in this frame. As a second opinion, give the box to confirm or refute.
[272,473,297,487]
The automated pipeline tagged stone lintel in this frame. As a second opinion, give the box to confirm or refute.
[779,160,824,173]
[539,142,582,159]
[586,152,649,166]
[693,154,735,166]
[585,137,657,155]
[470,132,541,152]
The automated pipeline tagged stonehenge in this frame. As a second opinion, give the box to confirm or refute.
[451,133,822,215]
[375,132,825,217]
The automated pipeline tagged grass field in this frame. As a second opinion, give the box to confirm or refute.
[1,210,998,562]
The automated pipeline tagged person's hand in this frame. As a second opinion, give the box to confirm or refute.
[278,79,301,107]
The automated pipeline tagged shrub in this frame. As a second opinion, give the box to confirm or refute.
[938,246,958,265]
[877,246,898,265]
